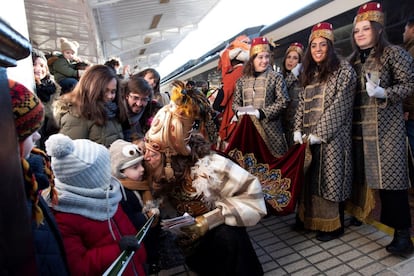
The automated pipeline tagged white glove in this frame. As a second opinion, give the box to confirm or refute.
[241,109,260,119]
[230,114,238,123]
[293,131,303,144]
[365,73,386,99]
[308,134,322,145]
[291,63,302,78]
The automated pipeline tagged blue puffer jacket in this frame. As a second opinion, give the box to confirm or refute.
[29,198,70,276]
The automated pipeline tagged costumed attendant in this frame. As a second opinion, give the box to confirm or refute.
[45,134,147,275]
[347,2,414,254]
[232,36,289,157]
[281,42,305,147]
[9,80,69,275]
[217,35,251,150]
[293,22,356,241]
[144,80,267,276]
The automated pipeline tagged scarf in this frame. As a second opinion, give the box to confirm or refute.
[119,178,153,204]
[105,101,118,119]
[22,148,58,225]
[53,177,122,221]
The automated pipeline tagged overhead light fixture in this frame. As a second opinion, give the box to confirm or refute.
[150,14,162,29]
[144,37,152,44]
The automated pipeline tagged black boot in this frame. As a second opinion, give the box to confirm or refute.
[316,202,345,242]
[316,227,344,242]
[386,229,414,255]
[292,215,305,231]
[350,216,362,226]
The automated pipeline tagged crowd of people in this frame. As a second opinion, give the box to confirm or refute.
[6,2,414,275]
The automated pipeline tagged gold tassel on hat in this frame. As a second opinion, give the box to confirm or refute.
[164,150,175,181]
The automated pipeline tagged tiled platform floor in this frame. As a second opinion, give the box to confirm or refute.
[156,213,414,276]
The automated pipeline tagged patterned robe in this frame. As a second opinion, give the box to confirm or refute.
[283,72,303,148]
[352,46,414,191]
[347,45,414,221]
[294,60,356,202]
[233,68,289,157]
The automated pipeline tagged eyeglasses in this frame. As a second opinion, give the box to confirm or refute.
[128,94,150,102]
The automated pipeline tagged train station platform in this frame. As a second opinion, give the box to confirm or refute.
[157,207,414,276]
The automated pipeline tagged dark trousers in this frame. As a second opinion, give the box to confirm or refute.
[379,189,412,229]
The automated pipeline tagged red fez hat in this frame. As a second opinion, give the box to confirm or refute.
[250,37,270,57]
[286,42,304,57]
[309,22,334,43]
[354,2,384,26]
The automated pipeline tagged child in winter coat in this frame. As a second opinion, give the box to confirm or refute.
[51,37,89,94]
[109,139,161,273]
[45,134,147,276]
[9,80,69,275]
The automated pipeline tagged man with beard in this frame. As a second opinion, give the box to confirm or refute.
[119,74,162,144]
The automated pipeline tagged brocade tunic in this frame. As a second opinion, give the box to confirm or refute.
[352,45,414,190]
[283,72,303,147]
[294,60,356,202]
[233,68,289,157]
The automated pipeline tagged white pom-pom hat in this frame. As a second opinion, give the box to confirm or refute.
[45,133,112,189]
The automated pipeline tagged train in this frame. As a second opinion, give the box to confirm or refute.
[160,0,414,92]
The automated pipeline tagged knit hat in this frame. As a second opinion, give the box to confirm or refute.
[45,134,122,221]
[309,22,334,43]
[250,37,270,57]
[60,37,79,54]
[109,139,144,178]
[354,2,384,26]
[286,42,304,58]
[45,133,112,189]
[9,79,44,141]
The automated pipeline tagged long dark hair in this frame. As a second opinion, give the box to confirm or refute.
[300,39,340,87]
[64,64,120,126]
[281,49,303,77]
[348,21,390,64]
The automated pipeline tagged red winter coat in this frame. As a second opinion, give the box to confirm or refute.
[54,205,147,276]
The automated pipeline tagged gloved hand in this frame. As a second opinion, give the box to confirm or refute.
[293,131,303,144]
[177,209,224,247]
[238,109,260,118]
[119,235,140,251]
[365,73,386,98]
[291,63,302,78]
[230,114,238,123]
[308,134,322,145]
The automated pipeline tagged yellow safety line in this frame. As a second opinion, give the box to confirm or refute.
[365,217,414,242]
